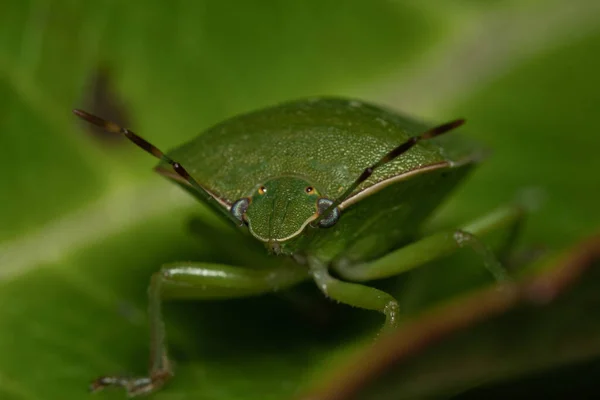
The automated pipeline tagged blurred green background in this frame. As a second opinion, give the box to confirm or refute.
[1,1,600,399]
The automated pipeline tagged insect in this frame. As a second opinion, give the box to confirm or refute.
[73,97,522,396]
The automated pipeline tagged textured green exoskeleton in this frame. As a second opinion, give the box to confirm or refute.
[73,98,523,396]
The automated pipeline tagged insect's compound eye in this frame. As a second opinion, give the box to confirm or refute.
[305,186,314,194]
[258,186,267,195]
[316,198,340,228]
[231,198,250,225]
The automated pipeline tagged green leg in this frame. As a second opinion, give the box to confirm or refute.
[90,262,309,396]
[189,217,334,325]
[307,256,400,331]
[334,205,524,282]
[187,216,281,268]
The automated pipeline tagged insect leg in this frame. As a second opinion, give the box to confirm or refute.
[187,216,285,268]
[333,204,525,282]
[89,262,309,397]
[307,256,400,330]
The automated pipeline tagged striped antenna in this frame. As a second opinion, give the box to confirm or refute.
[72,110,239,224]
[314,119,466,225]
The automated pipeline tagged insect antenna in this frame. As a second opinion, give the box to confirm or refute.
[314,118,465,224]
[73,109,230,213]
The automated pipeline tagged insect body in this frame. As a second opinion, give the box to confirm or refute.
[74,98,521,396]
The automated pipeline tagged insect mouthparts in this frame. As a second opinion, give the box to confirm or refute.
[268,240,282,255]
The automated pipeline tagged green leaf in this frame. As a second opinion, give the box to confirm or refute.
[1,1,599,399]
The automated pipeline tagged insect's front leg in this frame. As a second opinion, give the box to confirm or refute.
[90,262,309,397]
[307,256,400,331]
[333,204,525,283]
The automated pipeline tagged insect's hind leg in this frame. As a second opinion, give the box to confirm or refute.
[333,204,526,283]
[90,262,309,397]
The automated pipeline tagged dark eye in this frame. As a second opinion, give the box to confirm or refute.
[316,198,340,228]
[258,186,267,195]
[305,186,314,194]
[231,198,250,225]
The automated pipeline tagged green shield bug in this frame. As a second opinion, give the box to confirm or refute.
[73,97,522,396]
